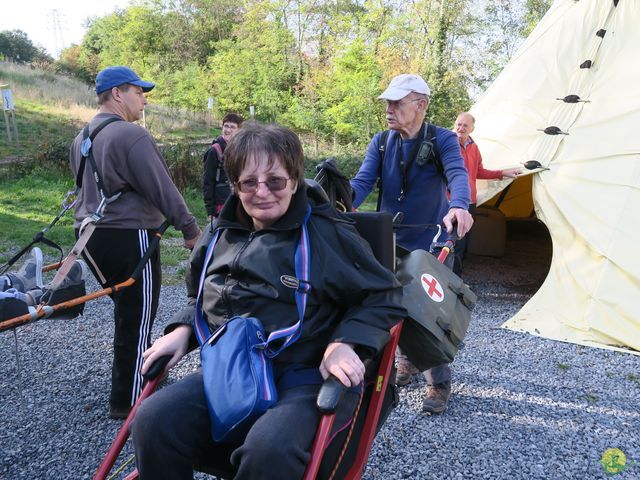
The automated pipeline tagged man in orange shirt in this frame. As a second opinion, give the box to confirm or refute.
[453,112,521,275]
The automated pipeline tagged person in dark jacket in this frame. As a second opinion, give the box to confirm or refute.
[131,123,405,480]
[202,112,243,220]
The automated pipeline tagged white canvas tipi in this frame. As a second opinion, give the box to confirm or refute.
[470,0,640,354]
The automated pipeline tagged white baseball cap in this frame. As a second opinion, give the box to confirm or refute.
[378,74,431,101]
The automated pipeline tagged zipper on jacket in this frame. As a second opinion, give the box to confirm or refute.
[221,231,256,316]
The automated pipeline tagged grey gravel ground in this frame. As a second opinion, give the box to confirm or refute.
[1,220,639,480]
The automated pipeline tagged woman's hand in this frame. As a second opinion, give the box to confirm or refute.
[319,342,365,388]
[141,324,192,375]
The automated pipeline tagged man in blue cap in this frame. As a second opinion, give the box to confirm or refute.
[69,66,201,419]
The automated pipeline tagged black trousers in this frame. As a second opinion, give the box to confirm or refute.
[452,203,477,276]
[131,371,360,480]
[80,227,161,409]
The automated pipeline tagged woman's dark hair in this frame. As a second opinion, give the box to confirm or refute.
[224,122,305,188]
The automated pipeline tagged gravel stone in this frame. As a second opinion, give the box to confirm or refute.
[1,220,638,479]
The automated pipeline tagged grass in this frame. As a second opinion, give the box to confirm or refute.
[0,165,375,284]
[578,392,599,404]
[0,169,207,283]
[1,61,377,284]
[0,61,215,162]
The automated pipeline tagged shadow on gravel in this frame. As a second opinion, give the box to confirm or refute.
[464,218,552,297]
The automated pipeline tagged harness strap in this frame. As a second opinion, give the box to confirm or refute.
[43,217,96,301]
[77,117,130,208]
[194,204,313,357]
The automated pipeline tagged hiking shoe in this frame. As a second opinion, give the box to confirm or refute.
[7,247,43,292]
[109,405,132,420]
[422,382,451,414]
[57,260,88,290]
[396,358,419,386]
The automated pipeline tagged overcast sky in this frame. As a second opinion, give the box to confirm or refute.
[0,0,132,58]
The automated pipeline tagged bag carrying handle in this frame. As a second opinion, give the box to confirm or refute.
[194,204,312,358]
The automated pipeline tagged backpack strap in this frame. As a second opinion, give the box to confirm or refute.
[211,143,224,182]
[424,123,445,183]
[375,124,445,211]
[376,130,391,212]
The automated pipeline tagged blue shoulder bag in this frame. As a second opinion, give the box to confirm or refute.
[194,206,312,442]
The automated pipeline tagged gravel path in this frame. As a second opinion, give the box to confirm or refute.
[1,220,639,479]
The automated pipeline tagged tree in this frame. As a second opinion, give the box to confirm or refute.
[0,30,50,63]
[521,0,552,36]
[205,0,298,121]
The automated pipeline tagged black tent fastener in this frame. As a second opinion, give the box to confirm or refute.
[556,95,590,103]
[613,0,619,7]
[596,29,607,38]
[580,60,593,69]
[539,126,568,135]
[523,160,550,171]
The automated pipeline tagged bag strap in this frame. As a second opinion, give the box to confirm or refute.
[424,123,445,183]
[193,204,313,357]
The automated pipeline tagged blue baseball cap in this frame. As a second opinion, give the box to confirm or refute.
[95,66,155,95]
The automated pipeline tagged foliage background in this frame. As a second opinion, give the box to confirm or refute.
[1,0,551,147]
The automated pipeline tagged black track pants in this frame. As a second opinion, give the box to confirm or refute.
[80,227,161,409]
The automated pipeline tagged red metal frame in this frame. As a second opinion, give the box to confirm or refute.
[303,322,403,480]
[93,374,165,480]
[94,322,403,480]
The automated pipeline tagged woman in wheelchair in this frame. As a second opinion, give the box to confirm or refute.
[131,123,406,479]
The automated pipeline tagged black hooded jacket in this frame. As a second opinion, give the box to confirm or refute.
[202,136,231,216]
[169,184,406,367]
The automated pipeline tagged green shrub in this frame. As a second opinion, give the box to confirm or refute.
[34,137,73,173]
[161,140,208,191]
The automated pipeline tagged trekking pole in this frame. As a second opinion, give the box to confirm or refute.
[0,222,170,333]
[0,190,76,275]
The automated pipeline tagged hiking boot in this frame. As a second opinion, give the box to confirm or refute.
[396,358,419,386]
[422,382,451,414]
[6,247,43,292]
[109,404,132,420]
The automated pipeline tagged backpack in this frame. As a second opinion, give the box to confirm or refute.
[376,122,443,211]
[314,158,354,212]
[204,142,225,183]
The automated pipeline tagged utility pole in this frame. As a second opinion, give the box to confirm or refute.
[49,9,67,58]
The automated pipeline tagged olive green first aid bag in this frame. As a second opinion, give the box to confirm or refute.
[396,249,477,371]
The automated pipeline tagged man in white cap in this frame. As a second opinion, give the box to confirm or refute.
[351,73,472,414]
[69,66,201,419]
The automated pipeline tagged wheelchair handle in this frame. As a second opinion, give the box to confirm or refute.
[316,356,373,414]
[316,375,347,414]
[145,354,172,380]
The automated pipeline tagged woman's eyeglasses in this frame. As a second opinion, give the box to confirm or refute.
[236,176,290,193]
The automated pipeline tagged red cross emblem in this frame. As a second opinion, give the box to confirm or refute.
[421,274,444,303]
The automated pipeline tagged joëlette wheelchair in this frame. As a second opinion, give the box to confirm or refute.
[94,193,403,480]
